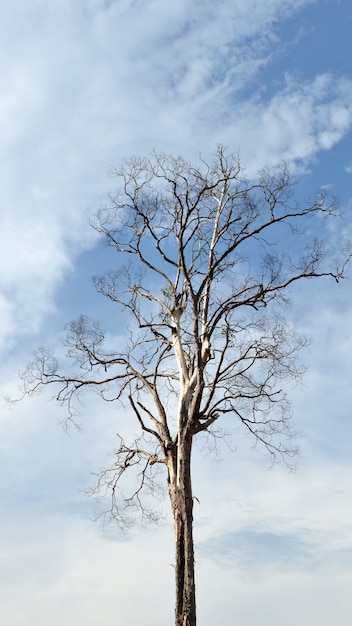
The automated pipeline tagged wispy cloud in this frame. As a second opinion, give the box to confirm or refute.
[1,1,352,624]
[1,0,350,354]
[216,74,352,171]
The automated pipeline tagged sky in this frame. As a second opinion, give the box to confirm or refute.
[0,0,352,624]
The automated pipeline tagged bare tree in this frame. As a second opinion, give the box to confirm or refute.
[18,147,350,626]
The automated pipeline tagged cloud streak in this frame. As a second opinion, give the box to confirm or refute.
[1,0,351,354]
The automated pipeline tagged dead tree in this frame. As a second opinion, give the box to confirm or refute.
[18,146,350,626]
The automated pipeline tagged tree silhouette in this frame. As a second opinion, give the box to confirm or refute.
[19,146,350,626]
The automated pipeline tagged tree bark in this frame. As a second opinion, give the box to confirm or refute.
[168,436,196,626]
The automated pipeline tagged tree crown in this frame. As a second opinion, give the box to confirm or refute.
[17,146,350,524]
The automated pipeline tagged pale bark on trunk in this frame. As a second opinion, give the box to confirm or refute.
[167,436,196,626]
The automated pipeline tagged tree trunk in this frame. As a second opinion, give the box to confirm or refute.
[168,436,196,626]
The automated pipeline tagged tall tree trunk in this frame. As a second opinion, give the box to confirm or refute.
[167,436,196,626]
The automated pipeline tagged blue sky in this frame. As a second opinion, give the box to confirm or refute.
[1,0,352,624]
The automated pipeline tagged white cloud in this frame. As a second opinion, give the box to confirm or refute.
[1,1,352,623]
[197,565,351,625]
[0,513,174,626]
[2,383,352,626]
[216,74,352,172]
[1,0,350,355]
